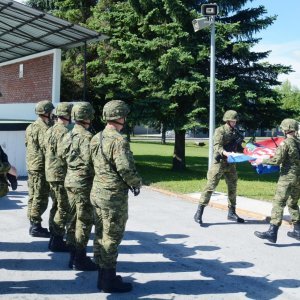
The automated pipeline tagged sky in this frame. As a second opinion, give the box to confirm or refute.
[248,0,300,89]
[14,0,300,88]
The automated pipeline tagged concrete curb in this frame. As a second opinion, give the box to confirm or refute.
[144,185,292,227]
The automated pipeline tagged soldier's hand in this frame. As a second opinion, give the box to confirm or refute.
[133,187,140,196]
[8,166,17,177]
[222,150,232,157]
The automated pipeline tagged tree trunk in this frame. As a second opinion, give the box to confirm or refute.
[172,130,186,171]
[161,123,166,144]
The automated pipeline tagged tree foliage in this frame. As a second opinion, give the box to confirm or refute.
[25,0,293,170]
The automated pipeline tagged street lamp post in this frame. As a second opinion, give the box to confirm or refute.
[192,3,219,169]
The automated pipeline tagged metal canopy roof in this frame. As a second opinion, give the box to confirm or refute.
[0,0,108,63]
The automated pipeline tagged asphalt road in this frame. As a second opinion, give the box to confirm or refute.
[0,180,299,300]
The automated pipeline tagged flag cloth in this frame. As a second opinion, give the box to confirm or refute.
[227,137,284,174]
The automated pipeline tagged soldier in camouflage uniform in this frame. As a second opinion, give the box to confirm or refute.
[0,146,18,196]
[194,110,245,226]
[254,119,300,243]
[0,146,11,198]
[59,102,97,271]
[45,102,73,252]
[26,100,54,237]
[90,100,142,293]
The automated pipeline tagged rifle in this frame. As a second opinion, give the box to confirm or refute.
[215,128,245,162]
[0,146,18,190]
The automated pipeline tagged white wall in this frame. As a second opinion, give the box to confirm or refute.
[0,131,27,177]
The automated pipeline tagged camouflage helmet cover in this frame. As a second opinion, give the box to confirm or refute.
[35,100,54,115]
[223,110,238,122]
[55,102,73,117]
[280,118,299,132]
[102,100,130,121]
[71,102,95,121]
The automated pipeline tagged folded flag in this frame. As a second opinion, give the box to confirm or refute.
[227,137,284,174]
[227,153,256,163]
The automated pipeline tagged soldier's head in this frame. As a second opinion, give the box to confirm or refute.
[71,102,95,129]
[55,102,73,124]
[102,100,130,131]
[223,110,238,128]
[280,118,299,136]
[35,100,54,124]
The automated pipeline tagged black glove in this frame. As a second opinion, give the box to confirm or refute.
[132,187,140,196]
[7,173,18,191]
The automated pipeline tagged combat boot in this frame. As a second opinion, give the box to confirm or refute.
[68,247,76,269]
[30,223,50,238]
[227,206,244,223]
[48,235,54,250]
[29,221,33,235]
[49,235,70,252]
[97,268,102,290]
[101,268,132,293]
[254,224,279,243]
[72,248,97,271]
[287,223,300,241]
[194,204,205,225]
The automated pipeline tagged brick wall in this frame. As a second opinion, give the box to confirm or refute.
[0,54,53,104]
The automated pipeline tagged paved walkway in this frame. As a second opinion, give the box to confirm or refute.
[1,180,299,300]
[148,187,292,226]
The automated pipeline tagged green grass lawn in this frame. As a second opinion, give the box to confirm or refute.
[131,141,278,201]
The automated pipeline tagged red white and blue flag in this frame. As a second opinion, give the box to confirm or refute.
[227,137,284,174]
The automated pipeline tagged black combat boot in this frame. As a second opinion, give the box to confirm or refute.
[30,223,50,238]
[48,235,54,250]
[72,248,98,271]
[194,205,205,225]
[227,206,244,223]
[49,235,70,252]
[68,247,76,269]
[97,268,102,290]
[29,221,33,235]
[287,223,300,241]
[101,268,132,293]
[254,224,279,243]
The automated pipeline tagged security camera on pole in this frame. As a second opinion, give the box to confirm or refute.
[192,3,219,169]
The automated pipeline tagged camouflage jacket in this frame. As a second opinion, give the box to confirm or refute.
[262,136,300,176]
[213,124,244,162]
[0,146,10,175]
[25,118,51,172]
[45,122,69,182]
[90,128,142,198]
[60,124,94,189]
[0,146,10,189]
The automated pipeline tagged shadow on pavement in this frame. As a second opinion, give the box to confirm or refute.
[0,194,26,210]
[0,230,299,299]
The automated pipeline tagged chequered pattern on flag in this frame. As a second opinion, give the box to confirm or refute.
[244,137,284,162]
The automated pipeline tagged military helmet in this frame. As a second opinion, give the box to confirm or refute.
[102,100,130,121]
[223,110,238,122]
[71,102,95,121]
[280,118,299,132]
[55,102,73,117]
[35,100,54,115]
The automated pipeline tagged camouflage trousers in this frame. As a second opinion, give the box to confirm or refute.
[0,177,8,198]
[49,182,70,236]
[65,187,94,249]
[27,171,50,223]
[92,195,128,269]
[270,174,300,226]
[199,161,238,207]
